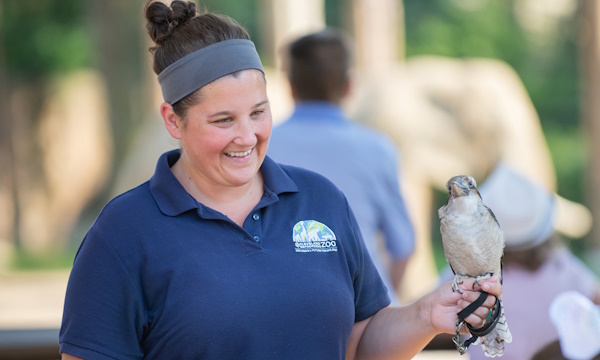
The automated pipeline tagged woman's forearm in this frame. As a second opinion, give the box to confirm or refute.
[355,299,437,359]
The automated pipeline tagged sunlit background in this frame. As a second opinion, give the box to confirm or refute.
[1,0,599,358]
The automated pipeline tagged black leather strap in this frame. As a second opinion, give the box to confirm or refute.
[456,291,501,349]
[457,291,489,321]
[466,295,501,337]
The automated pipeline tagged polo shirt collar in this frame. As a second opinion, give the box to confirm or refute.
[259,155,299,203]
[149,149,298,216]
[290,101,346,124]
[149,150,197,216]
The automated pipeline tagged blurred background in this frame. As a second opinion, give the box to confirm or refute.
[1,0,600,358]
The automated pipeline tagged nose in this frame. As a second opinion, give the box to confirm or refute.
[234,117,257,145]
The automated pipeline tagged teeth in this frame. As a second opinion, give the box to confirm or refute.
[226,148,252,157]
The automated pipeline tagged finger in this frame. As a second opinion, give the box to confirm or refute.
[483,294,498,308]
[459,278,502,298]
[458,300,494,318]
[482,281,502,298]
[482,274,499,283]
[459,289,491,304]
[460,292,497,309]
[443,281,463,300]
[472,304,492,320]
[456,299,494,317]
[464,312,486,330]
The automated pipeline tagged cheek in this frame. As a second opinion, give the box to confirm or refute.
[257,119,273,140]
[184,127,228,155]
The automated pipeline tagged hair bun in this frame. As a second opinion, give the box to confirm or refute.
[145,0,197,44]
[170,1,197,27]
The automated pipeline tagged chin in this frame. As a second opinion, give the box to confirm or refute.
[229,168,259,185]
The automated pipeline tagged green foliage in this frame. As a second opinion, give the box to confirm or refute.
[201,0,263,54]
[403,0,580,131]
[545,128,587,203]
[325,0,345,29]
[430,189,450,273]
[11,249,76,271]
[1,0,93,78]
[405,1,524,58]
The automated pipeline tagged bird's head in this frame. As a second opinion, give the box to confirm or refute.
[445,175,481,200]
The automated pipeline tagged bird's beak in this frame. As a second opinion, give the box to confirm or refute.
[450,182,468,197]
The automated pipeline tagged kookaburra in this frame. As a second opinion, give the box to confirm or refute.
[439,175,512,357]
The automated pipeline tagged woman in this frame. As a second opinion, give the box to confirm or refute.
[59,1,501,359]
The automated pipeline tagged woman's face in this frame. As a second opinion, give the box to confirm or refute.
[175,69,272,189]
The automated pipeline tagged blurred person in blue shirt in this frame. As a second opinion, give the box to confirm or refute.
[268,28,415,305]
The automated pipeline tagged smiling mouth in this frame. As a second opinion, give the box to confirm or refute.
[225,148,253,158]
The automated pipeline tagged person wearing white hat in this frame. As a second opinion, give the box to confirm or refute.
[464,162,600,360]
[529,290,600,359]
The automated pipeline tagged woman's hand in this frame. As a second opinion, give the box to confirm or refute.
[347,275,503,359]
[457,275,502,331]
[426,275,502,335]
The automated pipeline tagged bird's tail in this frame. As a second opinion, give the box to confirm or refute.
[481,299,512,357]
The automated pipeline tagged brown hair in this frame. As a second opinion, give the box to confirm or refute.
[144,0,251,117]
[502,233,560,271]
[284,28,352,103]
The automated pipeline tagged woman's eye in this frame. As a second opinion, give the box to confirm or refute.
[214,117,232,124]
[251,109,264,117]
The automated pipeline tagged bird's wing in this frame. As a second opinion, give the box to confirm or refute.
[485,205,500,227]
[500,254,504,285]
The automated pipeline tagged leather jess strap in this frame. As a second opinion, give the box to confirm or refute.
[457,291,501,348]
[457,291,489,321]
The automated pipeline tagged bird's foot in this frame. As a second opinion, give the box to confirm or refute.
[452,275,466,294]
[473,273,493,289]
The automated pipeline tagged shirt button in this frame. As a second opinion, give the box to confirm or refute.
[253,235,260,242]
[252,213,260,221]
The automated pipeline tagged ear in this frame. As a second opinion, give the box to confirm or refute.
[160,102,182,140]
[342,77,352,98]
[287,77,299,101]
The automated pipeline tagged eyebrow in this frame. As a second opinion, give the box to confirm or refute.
[207,99,269,118]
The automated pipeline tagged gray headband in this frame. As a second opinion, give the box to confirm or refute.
[157,39,264,104]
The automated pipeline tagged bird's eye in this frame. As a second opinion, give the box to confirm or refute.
[468,180,475,189]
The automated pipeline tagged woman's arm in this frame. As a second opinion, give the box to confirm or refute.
[62,354,83,360]
[346,276,502,360]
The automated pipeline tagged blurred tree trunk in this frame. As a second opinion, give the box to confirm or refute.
[89,0,147,170]
[0,2,20,251]
[579,0,600,254]
[260,0,325,69]
[350,0,405,73]
[0,4,46,252]
[76,0,148,233]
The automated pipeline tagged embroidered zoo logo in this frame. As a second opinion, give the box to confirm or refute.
[292,220,337,253]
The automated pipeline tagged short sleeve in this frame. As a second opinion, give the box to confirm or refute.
[59,227,146,359]
[345,198,391,321]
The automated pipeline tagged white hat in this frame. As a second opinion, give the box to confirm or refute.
[549,291,600,359]
[479,162,592,250]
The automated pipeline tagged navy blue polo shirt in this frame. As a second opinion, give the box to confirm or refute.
[59,149,390,360]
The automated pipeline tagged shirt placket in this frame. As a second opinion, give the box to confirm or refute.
[244,209,263,246]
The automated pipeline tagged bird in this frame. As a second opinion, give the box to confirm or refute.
[438,174,512,357]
